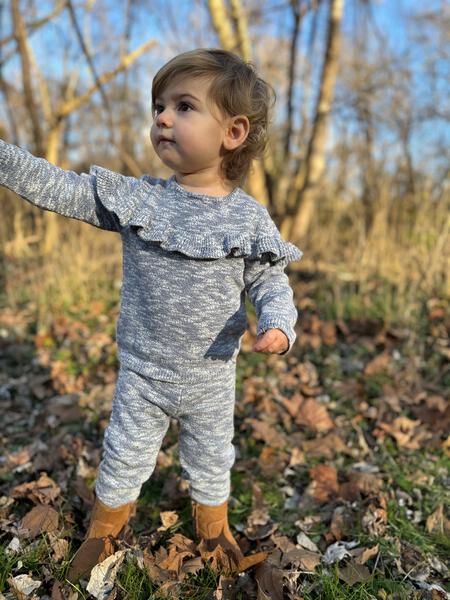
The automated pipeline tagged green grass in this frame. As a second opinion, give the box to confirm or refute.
[116,559,159,599]
[301,565,421,600]
[115,557,248,600]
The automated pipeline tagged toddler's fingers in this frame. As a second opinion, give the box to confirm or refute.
[253,342,281,353]
[253,330,283,352]
[253,343,268,352]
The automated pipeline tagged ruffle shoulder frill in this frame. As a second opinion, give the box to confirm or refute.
[90,165,303,267]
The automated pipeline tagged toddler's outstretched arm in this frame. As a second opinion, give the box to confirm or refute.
[0,139,120,232]
[244,258,299,355]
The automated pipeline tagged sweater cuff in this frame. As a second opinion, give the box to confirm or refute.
[257,316,297,355]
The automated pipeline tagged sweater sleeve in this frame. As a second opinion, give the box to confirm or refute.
[243,258,299,355]
[0,139,120,232]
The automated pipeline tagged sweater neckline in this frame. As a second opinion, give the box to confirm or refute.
[167,175,240,202]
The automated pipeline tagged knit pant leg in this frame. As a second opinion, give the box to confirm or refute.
[178,371,236,506]
[95,367,172,508]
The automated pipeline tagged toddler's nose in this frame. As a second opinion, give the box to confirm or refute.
[155,108,172,127]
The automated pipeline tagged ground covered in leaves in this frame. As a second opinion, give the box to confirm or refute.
[0,296,449,599]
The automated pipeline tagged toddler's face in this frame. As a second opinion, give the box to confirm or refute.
[150,76,230,179]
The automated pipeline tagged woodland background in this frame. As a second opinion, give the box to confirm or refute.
[0,1,449,599]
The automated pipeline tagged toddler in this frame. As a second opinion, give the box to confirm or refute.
[0,48,303,581]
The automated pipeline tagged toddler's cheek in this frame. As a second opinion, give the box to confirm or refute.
[149,127,159,151]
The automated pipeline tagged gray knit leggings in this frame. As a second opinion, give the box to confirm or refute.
[95,363,237,508]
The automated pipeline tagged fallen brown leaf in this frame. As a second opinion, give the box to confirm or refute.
[214,575,236,600]
[180,556,204,577]
[20,504,59,538]
[285,547,321,571]
[245,418,287,448]
[398,540,429,580]
[288,447,305,466]
[326,505,358,542]
[426,505,450,535]
[295,398,334,433]
[198,540,239,574]
[158,511,179,531]
[321,320,337,346]
[51,581,65,600]
[443,435,450,457]
[364,351,391,376]
[6,448,32,470]
[339,471,383,501]
[154,533,197,579]
[293,361,320,386]
[258,447,289,478]
[272,534,320,571]
[280,393,303,419]
[74,475,95,506]
[49,534,69,562]
[349,544,379,565]
[167,533,197,554]
[308,464,339,503]
[338,561,371,586]
[425,394,447,412]
[158,544,194,576]
[412,396,450,434]
[158,580,181,599]
[362,494,388,536]
[245,482,278,540]
[0,495,15,518]
[12,472,61,504]
[245,511,278,540]
[376,417,432,450]
[143,548,167,583]
[327,506,345,541]
[302,432,349,459]
[254,561,284,600]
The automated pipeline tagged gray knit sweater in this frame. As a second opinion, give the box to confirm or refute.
[0,140,303,382]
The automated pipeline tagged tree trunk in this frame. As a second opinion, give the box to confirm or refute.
[289,0,345,243]
[42,122,63,255]
[230,0,251,60]
[11,0,44,156]
[207,0,237,52]
[207,0,269,205]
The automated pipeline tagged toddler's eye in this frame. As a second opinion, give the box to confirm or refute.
[178,102,193,112]
[153,104,164,117]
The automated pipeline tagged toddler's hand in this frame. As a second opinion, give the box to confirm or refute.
[253,328,289,354]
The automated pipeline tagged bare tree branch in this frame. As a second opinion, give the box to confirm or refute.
[11,0,44,155]
[66,0,112,117]
[0,0,68,47]
[56,39,156,121]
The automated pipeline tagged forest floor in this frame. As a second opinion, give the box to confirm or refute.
[0,291,449,599]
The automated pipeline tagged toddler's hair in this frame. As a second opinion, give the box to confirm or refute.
[151,48,275,186]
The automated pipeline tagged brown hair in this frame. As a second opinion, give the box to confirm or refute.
[151,48,275,186]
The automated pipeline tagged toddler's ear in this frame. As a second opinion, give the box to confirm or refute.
[223,115,250,151]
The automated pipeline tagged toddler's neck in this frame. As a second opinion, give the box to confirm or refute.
[173,171,234,198]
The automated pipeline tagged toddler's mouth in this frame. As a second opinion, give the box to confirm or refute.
[158,136,174,144]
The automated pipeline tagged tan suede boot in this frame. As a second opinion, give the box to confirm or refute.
[192,500,267,572]
[67,496,136,583]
